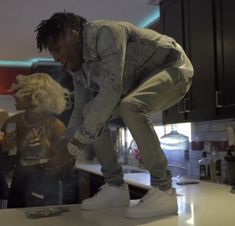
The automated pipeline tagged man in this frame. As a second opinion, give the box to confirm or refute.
[35,12,194,219]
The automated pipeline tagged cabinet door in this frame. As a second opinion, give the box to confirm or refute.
[184,0,216,121]
[160,0,186,124]
[215,0,235,118]
[161,0,216,123]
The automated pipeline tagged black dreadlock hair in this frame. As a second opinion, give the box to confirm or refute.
[35,11,87,52]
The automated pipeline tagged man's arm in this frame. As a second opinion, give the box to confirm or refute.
[62,77,93,142]
[74,24,129,145]
[45,81,93,169]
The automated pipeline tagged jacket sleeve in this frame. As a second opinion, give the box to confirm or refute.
[63,77,93,141]
[74,24,128,144]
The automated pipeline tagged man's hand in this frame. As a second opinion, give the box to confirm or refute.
[45,140,74,170]
[69,137,87,150]
[44,138,87,170]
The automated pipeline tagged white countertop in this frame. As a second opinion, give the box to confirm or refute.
[0,185,234,226]
[0,162,234,226]
[75,162,235,226]
[76,162,151,189]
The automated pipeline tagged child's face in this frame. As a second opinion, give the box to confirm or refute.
[13,89,32,111]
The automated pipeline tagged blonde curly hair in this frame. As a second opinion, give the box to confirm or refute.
[12,73,71,114]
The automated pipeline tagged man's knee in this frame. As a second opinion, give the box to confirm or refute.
[120,99,134,116]
[119,98,145,119]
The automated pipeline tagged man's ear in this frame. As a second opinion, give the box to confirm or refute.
[71,29,80,42]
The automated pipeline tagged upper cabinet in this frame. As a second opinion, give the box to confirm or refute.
[159,0,186,123]
[160,0,235,124]
[214,0,235,118]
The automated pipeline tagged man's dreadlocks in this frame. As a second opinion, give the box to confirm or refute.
[35,11,87,52]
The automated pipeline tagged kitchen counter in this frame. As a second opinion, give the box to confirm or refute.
[0,162,234,226]
[0,183,234,226]
[76,162,151,189]
[75,162,235,226]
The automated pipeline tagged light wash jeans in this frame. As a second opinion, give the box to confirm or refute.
[92,45,193,190]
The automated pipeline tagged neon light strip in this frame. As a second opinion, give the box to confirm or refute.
[138,8,160,28]
[0,58,54,68]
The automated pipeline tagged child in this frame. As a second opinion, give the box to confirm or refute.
[1,73,71,208]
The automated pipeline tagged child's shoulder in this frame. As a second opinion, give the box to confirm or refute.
[4,112,23,124]
[46,115,65,129]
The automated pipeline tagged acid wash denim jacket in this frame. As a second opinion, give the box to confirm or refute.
[65,20,193,144]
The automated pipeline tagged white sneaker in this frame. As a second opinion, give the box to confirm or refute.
[81,183,130,210]
[126,187,178,219]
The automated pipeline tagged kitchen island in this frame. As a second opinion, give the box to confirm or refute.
[0,162,234,226]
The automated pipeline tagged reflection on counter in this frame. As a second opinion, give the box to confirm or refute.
[1,171,233,226]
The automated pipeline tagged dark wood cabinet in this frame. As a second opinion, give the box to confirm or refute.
[215,0,235,118]
[160,0,186,123]
[184,0,216,122]
[160,0,235,123]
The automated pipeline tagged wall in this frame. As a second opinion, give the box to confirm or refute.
[0,95,17,116]
[148,20,161,31]
[0,67,31,115]
[0,67,31,94]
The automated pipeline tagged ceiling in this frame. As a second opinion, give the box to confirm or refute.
[0,0,160,62]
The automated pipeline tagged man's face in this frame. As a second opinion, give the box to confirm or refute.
[47,29,83,72]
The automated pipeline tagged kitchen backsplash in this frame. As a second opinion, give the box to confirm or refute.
[184,119,235,183]
[124,119,235,184]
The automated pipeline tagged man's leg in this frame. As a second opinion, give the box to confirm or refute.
[81,126,130,210]
[91,126,124,186]
[121,67,191,218]
[120,67,189,190]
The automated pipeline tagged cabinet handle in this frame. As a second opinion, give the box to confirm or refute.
[215,91,222,108]
[177,100,184,114]
[184,98,190,112]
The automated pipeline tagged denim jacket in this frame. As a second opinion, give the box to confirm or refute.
[66,20,192,144]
